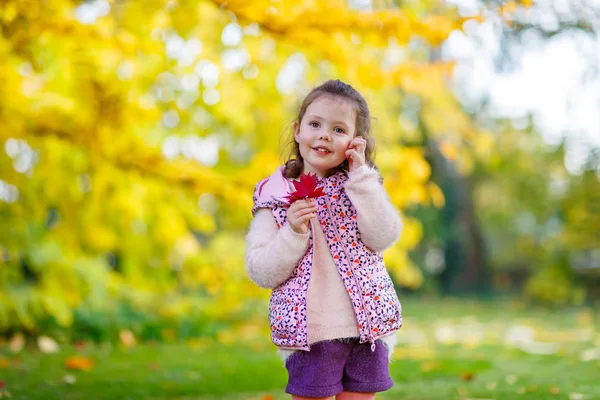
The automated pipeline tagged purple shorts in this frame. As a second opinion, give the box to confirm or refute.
[285,338,393,397]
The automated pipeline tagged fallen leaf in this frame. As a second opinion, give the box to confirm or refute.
[261,396,275,400]
[65,356,94,371]
[0,358,10,368]
[461,372,475,381]
[487,382,497,390]
[9,333,25,353]
[551,386,560,394]
[506,375,517,385]
[0,380,5,388]
[37,336,59,354]
[74,340,86,350]
[119,330,136,348]
[569,393,585,400]
[63,374,76,384]
[420,361,439,372]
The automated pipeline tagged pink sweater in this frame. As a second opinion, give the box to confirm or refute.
[246,166,401,354]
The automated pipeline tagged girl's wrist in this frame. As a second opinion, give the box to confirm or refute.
[285,222,310,237]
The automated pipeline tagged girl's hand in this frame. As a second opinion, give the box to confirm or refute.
[346,137,367,172]
[287,199,318,234]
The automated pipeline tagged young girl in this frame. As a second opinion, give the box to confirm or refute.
[246,80,403,400]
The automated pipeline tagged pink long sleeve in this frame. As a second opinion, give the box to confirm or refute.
[245,208,310,288]
[344,165,402,252]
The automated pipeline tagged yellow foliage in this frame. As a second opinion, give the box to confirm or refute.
[384,245,424,290]
[213,0,482,46]
[428,182,445,208]
[398,216,424,250]
[439,141,459,161]
[0,0,503,333]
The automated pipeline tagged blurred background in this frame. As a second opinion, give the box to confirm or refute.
[0,0,599,398]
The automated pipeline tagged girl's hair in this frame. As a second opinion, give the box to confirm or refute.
[282,79,376,179]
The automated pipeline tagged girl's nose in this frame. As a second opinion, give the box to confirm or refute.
[318,133,331,141]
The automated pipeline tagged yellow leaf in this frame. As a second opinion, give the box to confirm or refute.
[65,356,94,371]
[428,182,445,208]
[460,371,475,381]
[439,141,459,161]
[420,361,439,372]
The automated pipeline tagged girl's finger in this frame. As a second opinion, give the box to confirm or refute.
[291,200,315,212]
[292,215,310,227]
[295,207,318,218]
[292,200,318,210]
[351,137,365,146]
[291,205,316,218]
[298,213,315,223]
[354,140,366,154]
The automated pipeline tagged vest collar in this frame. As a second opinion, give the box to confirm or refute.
[256,166,348,205]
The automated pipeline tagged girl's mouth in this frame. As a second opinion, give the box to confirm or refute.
[312,147,331,155]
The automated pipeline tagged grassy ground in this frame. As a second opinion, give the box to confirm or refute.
[1,297,599,400]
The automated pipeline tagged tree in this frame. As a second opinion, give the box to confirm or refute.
[1,0,531,335]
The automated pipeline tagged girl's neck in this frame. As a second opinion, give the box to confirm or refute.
[301,166,345,180]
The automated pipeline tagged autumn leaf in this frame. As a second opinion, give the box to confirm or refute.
[65,355,94,371]
[419,361,439,372]
[283,172,326,204]
[0,358,10,368]
[460,371,475,381]
[9,333,25,353]
[119,330,136,348]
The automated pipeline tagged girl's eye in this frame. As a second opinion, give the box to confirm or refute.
[334,127,346,134]
[309,121,320,128]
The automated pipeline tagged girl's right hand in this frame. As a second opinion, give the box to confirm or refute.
[287,199,318,234]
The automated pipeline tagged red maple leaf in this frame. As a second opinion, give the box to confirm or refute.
[283,172,325,204]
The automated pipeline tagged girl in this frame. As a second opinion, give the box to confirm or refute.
[246,80,403,400]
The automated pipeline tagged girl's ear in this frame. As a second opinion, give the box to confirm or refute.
[293,121,300,142]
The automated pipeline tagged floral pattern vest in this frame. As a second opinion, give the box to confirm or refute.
[252,166,402,350]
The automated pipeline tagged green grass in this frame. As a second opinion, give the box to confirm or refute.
[1,297,599,400]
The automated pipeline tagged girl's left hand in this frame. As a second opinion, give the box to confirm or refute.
[346,137,367,172]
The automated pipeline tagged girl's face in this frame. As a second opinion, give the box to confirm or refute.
[294,95,356,177]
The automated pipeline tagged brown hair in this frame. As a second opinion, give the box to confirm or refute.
[282,79,376,179]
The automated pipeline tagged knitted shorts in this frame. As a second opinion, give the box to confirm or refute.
[284,338,393,398]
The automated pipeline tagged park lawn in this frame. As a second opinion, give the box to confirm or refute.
[1,298,599,400]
